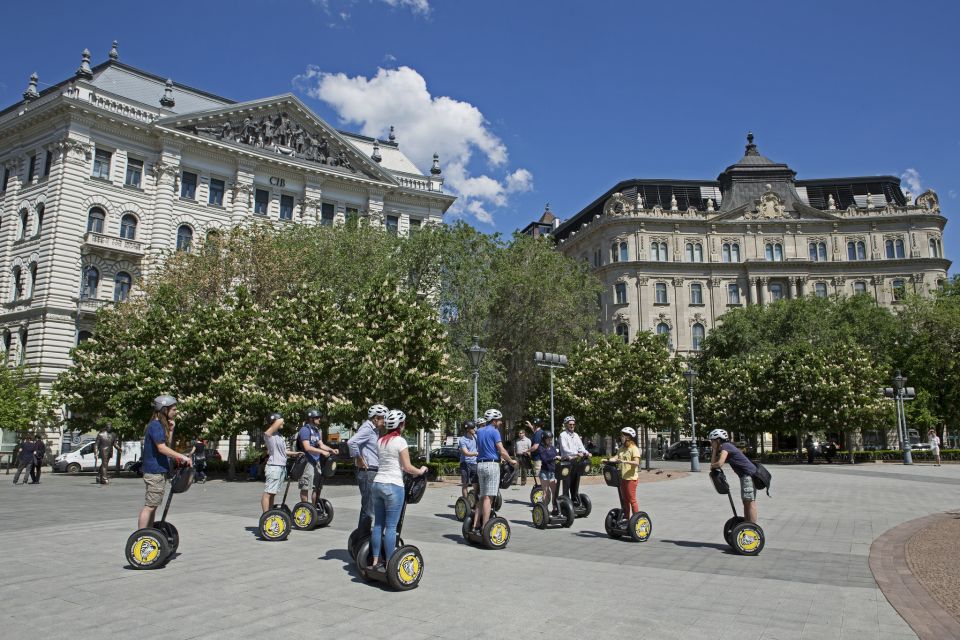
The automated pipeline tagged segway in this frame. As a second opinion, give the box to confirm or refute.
[455,486,502,521]
[462,462,515,549]
[529,482,545,505]
[301,453,337,530]
[531,489,575,529]
[354,473,427,590]
[557,457,592,518]
[125,466,194,569]
[601,463,652,542]
[710,469,764,555]
[259,455,309,541]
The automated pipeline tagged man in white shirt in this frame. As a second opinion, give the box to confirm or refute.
[558,416,590,502]
[514,429,532,486]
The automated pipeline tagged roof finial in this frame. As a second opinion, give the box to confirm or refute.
[430,153,442,175]
[76,48,93,79]
[388,125,396,143]
[109,40,119,61]
[22,73,39,102]
[371,139,382,163]
[744,131,758,156]
[160,79,175,107]
[545,202,551,212]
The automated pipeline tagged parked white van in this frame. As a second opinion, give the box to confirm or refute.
[53,440,142,474]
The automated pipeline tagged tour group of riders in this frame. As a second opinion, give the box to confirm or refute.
[135,396,759,566]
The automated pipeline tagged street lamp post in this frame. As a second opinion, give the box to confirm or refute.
[892,370,913,465]
[464,336,486,423]
[534,351,568,437]
[683,366,700,472]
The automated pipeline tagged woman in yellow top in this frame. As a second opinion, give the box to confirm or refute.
[605,427,642,522]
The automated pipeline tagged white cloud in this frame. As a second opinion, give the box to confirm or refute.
[295,65,532,226]
[383,53,397,62]
[381,0,431,14]
[901,168,922,199]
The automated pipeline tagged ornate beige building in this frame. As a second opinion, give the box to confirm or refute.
[0,45,454,452]
[549,134,950,354]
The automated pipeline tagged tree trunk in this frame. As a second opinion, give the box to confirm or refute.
[228,433,237,481]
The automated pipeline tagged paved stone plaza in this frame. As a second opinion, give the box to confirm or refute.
[1,461,958,640]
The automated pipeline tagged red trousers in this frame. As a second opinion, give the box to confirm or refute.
[619,479,639,517]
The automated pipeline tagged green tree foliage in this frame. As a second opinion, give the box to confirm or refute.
[0,366,46,437]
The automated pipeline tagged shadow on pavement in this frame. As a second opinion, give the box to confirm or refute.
[441,533,470,546]
[507,519,537,529]
[660,539,734,553]
[433,512,460,521]
[573,531,611,538]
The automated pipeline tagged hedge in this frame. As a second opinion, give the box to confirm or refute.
[756,449,960,464]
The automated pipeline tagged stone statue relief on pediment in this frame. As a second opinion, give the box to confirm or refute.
[915,190,940,213]
[603,192,633,217]
[744,190,788,220]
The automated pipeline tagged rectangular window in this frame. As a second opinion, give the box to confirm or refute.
[619,243,628,262]
[280,194,294,220]
[18,331,27,365]
[655,282,668,304]
[125,158,143,188]
[728,283,740,305]
[815,282,828,298]
[208,178,225,206]
[180,171,197,199]
[854,281,867,295]
[92,149,111,180]
[615,282,627,305]
[892,279,906,301]
[320,202,335,226]
[593,248,601,267]
[43,151,52,177]
[1,166,9,191]
[409,218,422,234]
[386,215,399,235]
[254,189,269,215]
[770,283,784,301]
[27,155,36,182]
[690,284,703,305]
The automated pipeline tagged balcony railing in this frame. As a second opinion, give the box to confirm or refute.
[83,232,145,258]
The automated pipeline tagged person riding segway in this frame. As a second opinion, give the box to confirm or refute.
[526,418,545,504]
[347,404,388,559]
[294,408,337,531]
[708,429,765,555]
[126,395,195,569]
[454,420,479,521]
[462,409,516,550]
[354,409,429,590]
[602,427,652,542]
[258,413,305,541]
[557,416,592,518]
[531,431,577,529]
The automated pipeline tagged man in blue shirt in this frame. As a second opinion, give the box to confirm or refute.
[471,409,517,532]
[348,404,387,534]
[458,420,478,501]
[138,395,192,529]
[526,418,545,489]
[298,409,336,505]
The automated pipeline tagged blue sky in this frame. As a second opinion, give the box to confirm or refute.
[2,0,957,268]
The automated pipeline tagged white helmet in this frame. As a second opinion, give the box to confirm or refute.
[483,408,502,422]
[385,409,406,430]
[563,416,576,425]
[368,404,388,418]
[708,429,728,441]
[620,427,637,439]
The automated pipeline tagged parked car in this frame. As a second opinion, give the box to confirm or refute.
[662,440,712,461]
[53,440,142,474]
[428,446,461,460]
[910,443,931,451]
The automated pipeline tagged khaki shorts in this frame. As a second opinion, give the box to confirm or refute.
[298,460,317,491]
[144,473,167,508]
[740,474,756,502]
[532,459,542,475]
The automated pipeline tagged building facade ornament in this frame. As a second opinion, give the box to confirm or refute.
[654,313,673,329]
[915,189,939,212]
[603,192,631,217]
[56,137,93,162]
[689,313,706,326]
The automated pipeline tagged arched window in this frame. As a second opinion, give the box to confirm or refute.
[611,241,627,263]
[814,282,828,297]
[81,266,99,299]
[656,323,672,349]
[87,207,105,234]
[774,243,783,261]
[809,242,818,261]
[731,243,740,262]
[2,330,11,363]
[655,282,668,304]
[18,209,28,239]
[120,214,137,240]
[651,242,668,262]
[114,271,132,302]
[885,239,895,259]
[28,263,37,298]
[722,243,731,263]
[727,283,741,305]
[77,330,93,345]
[686,243,694,262]
[895,239,905,259]
[692,323,705,351]
[614,282,627,305]
[929,238,938,257]
[35,204,44,237]
[615,324,629,343]
[18,329,27,365]
[765,244,774,261]
[686,242,703,262]
[818,242,827,261]
[690,283,703,305]
[176,225,193,252]
[857,241,866,260]
[11,265,23,301]
[847,241,856,261]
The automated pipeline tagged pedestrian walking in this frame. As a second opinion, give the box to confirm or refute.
[96,425,119,485]
[348,404,387,535]
[928,429,942,466]
[803,435,816,465]
[30,434,46,484]
[187,438,208,482]
[514,428,532,486]
[12,435,36,485]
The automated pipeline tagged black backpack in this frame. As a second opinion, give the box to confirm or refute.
[752,463,772,497]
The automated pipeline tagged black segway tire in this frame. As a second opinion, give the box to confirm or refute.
[461,514,475,544]
[348,528,365,561]
[482,517,510,550]
[466,490,478,510]
[155,521,180,555]
[387,545,424,590]
[530,485,545,505]
[292,502,318,531]
[730,522,765,555]
[493,492,503,511]
[125,528,170,570]
[259,509,292,541]
[454,497,469,522]
[532,503,549,529]
[629,511,653,543]
[604,508,623,539]
[355,538,373,581]
[558,498,576,528]
[723,516,746,546]
[316,498,334,528]
[577,493,592,518]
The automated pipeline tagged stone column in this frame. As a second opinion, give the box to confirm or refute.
[149,151,182,256]
[797,277,808,298]
[871,275,882,301]
[788,278,798,299]
[832,276,845,297]
[367,190,385,227]
[635,276,648,332]
[709,277,722,326]
[230,161,256,225]
[672,277,685,349]
[756,277,767,305]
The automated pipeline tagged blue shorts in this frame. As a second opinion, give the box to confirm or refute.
[539,470,555,481]
[460,463,478,486]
